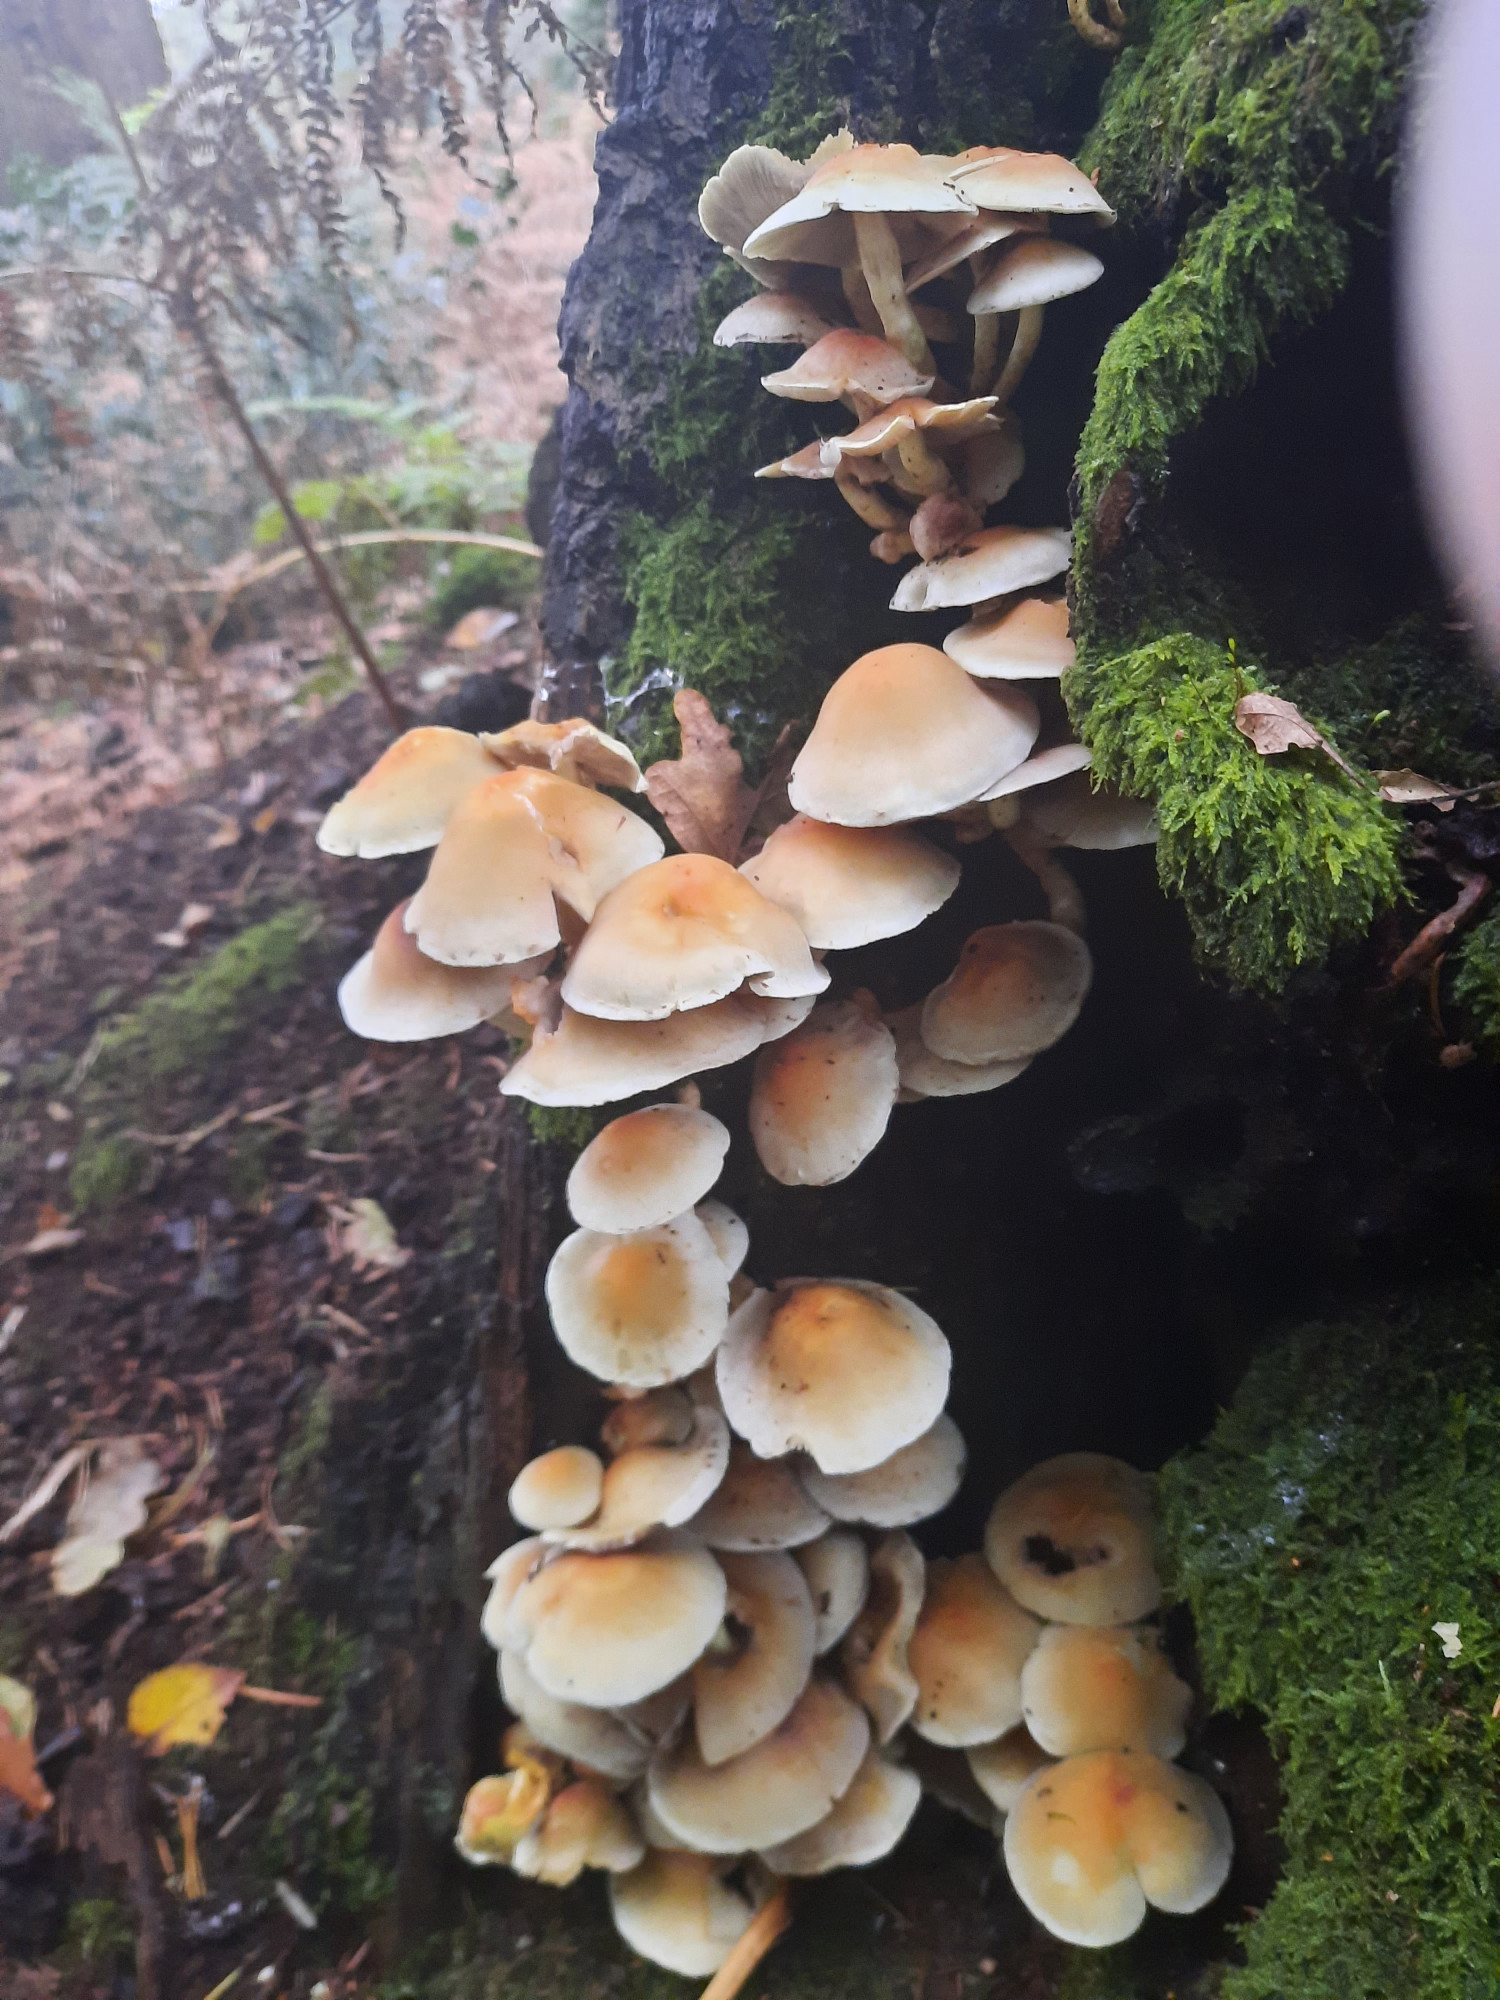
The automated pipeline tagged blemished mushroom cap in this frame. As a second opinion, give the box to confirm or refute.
[758,1744,921,1875]
[648,1674,870,1852]
[743,143,976,267]
[545,1406,731,1552]
[1003,1751,1232,1947]
[801,1412,966,1529]
[946,149,1116,224]
[713,291,840,347]
[479,717,645,793]
[695,1200,749,1279]
[500,991,815,1108]
[454,1768,550,1866]
[886,1004,1032,1100]
[740,815,960,950]
[822,395,1002,462]
[1020,1623,1192,1760]
[561,853,828,1022]
[317,725,495,857]
[980,741,1094,802]
[1023,771,1159,849]
[906,211,1041,291]
[755,439,838,481]
[966,1724,1055,1816]
[610,1849,771,1978]
[749,998,900,1187]
[509,1445,605,1533]
[968,236,1104,314]
[512,1778,646,1886]
[788,644,1040,828]
[406,767,664,967]
[601,1385,696,1455]
[692,1549,817,1765]
[984,1452,1161,1626]
[499,1648,649,1783]
[907,1552,1040,1748]
[943,596,1075,680]
[891,525,1072,613]
[687,1440,831,1552]
[506,1535,729,1707]
[795,1529,870,1653]
[761,329,934,405]
[480,1535,546,1653]
[840,1529,925,1744]
[717,1279,951,1476]
[566,1104,732,1234]
[338,900,549,1044]
[545,1211,730,1389]
[920,921,1093,1065]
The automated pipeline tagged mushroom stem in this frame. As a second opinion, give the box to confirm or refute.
[835,469,911,532]
[993,304,1045,405]
[1067,0,1124,49]
[697,1884,792,2000]
[853,212,937,376]
[871,530,916,563]
[1004,822,1087,937]
[840,262,884,337]
[971,313,1001,396]
[894,431,954,495]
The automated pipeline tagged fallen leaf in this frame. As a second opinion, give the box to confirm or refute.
[1375,768,1460,811]
[643,689,757,862]
[336,1197,411,1273]
[0,1442,91,1545]
[52,1437,166,1597]
[445,605,518,649]
[0,1675,52,1815]
[126,1663,247,1753]
[153,901,214,950]
[1233,692,1362,783]
[10,1227,83,1260]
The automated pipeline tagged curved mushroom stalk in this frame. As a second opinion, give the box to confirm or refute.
[871,530,917,563]
[892,429,954,495]
[834,469,911,533]
[1004,818,1087,937]
[840,261,884,335]
[993,303,1045,405]
[853,212,937,376]
[971,309,1003,395]
[1068,0,1125,50]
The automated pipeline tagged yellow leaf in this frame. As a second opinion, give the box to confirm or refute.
[0,1680,51,1815]
[127,1664,246,1753]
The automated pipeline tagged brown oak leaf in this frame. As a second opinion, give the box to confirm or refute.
[1233,693,1361,783]
[1374,768,1460,811]
[643,690,757,862]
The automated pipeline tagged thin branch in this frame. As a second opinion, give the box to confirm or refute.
[220,526,542,592]
[1387,862,1489,985]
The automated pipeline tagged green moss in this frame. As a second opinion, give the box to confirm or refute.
[1450,909,1500,1055]
[426,544,537,628]
[68,1129,148,1213]
[524,1103,603,1153]
[1159,1286,1500,2000]
[59,1897,134,1970]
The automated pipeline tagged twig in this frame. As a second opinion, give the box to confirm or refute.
[1387,864,1489,985]
[123,1102,241,1155]
[238,1685,324,1709]
[220,527,542,593]
[698,1885,792,2000]
[0,1442,92,1544]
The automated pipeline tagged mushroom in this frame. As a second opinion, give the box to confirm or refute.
[904,211,1042,291]
[980,741,1094,802]
[739,815,960,950]
[890,524,1071,613]
[821,395,1003,498]
[1022,771,1159,849]
[717,1279,951,1475]
[454,1766,551,1865]
[338,900,551,1043]
[794,1529,870,1652]
[698,132,852,284]
[545,1211,730,1388]
[965,1724,1056,1815]
[748,996,900,1186]
[760,328,935,411]
[906,1552,1040,1747]
[944,148,1117,226]
[695,1199,750,1280]
[800,1412,966,1528]
[1019,1623,1192,1759]
[503,1535,729,1707]
[316,725,496,857]
[508,1445,605,1532]
[757,1744,921,1875]
[610,1849,773,1977]
[1003,1751,1233,1946]
[787,644,1040,826]
[920,921,1092,1065]
[498,1648,651,1783]
[905,1735,1004,1829]
[566,1103,732,1234]
[984,1453,1161,1626]
[512,1777,646,1886]
[560,853,828,1021]
[692,1549,817,1764]
[687,1440,832,1552]
[601,1385,696,1455]
[967,236,1105,401]
[886,1004,1032,1100]
[499,991,816,1107]
[405,767,664,967]
[957,419,1027,510]
[714,291,841,348]
[943,596,1074,679]
[544,1405,732,1552]
[479,1535,546,1653]
[840,1529,925,1744]
[479,716,645,792]
[648,1674,870,1852]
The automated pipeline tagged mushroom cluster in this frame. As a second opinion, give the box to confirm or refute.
[700,134,1110,574]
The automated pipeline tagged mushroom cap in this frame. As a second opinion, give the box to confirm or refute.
[946,149,1116,224]
[740,815,960,950]
[824,395,1002,462]
[480,1535,546,1653]
[713,291,840,347]
[891,526,1072,613]
[566,1104,732,1234]
[1022,772,1159,850]
[610,1849,770,1978]
[840,1529,926,1744]
[717,1279,951,1476]
[749,998,899,1187]
[757,1744,921,1875]
[545,1212,730,1389]
[788,644,1040,828]
[498,1648,650,1782]
[506,1536,730,1707]
[1020,1623,1192,1760]
[744,143,976,266]
[509,1445,605,1532]
[648,1674,870,1852]
[794,1529,870,1652]
[512,1778,646,1886]
[761,329,934,405]
[545,1406,732,1552]
[907,1552,1040,1747]
[943,596,1075,680]
[921,921,1092,1065]
[906,1735,1004,1829]
[479,717,644,792]
[887,1003,1032,1100]
[906,211,1041,291]
[968,235,1104,313]
[801,1412,966,1528]
[500,991,815,1107]
[692,1549,817,1765]
[338,900,549,1043]
[695,1200,750,1279]
[561,853,828,1021]
[1003,1751,1232,1947]
[984,1452,1161,1625]
[454,1768,550,1866]
[756,439,839,480]
[980,742,1093,802]
[965,1724,1055,1816]
[960,422,1028,508]
[601,1385,696,1455]
[406,767,664,967]
[687,1440,831,1552]
[698,137,846,283]
[317,726,495,857]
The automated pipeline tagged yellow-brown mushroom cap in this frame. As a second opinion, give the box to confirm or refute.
[317,726,496,858]
[512,1778,647,1886]
[907,1552,1040,1748]
[920,921,1092,1065]
[498,1648,651,1783]
[508,1445,605,1533]
[545,1212,730,1389]
[757,1743,921,1875]
[499,992,815,1108]
[886,1003,1032,1101]
[967,236,1105,314]
[545,1406,732,1553]
[942,596,1075,680]
[891,525,1072,613]
[945,149,1116,224]
[795,1528,870,1653]
[749,997,899,1187]
[713,291,840,348]
[479,717,645,792]
[480,1535,546,1653]
[686,1440,831,1553]
[965,1724,1056,1817]
[840,1529,926,1745]
[338,900,550,1044]
[1022,771,1159,850]
[1020,1623,1192,1759]
[740,815,960,950]
[566,1103,732,1234]
[609,1849,771,1978]
[822,394,1002,462]
[691,1548,817,1765]
[743,142,976,266]
[984,1452,1161,1626]
[800,1412,966,1529]
[761,328,934,405]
